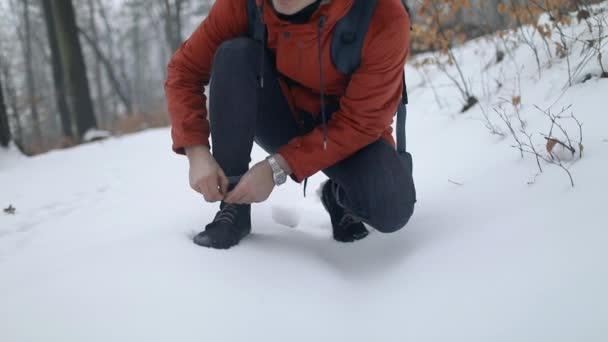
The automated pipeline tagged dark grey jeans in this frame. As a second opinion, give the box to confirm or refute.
[209,38,416,233]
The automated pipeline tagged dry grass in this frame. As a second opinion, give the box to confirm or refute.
[111,111,170,135]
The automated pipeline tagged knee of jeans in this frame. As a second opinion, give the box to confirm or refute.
[213,38,259,70]
[361,177,415,233]
[343,177,416,233]
[371,200,415,233]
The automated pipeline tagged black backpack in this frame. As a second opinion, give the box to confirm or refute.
[246,0,410,154]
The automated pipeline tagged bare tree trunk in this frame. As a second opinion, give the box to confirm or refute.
[22,0,43,145]
[132,8,142,116]
[0,74,10,148]
[164,0,184,53]
[164,0,176,53]
[78,28,133,115]
[175,0,184,48]
[1,64,23,150]
[50,0,97,140]
[87,0,107,128]
[95,0,120,120]
[143,3,170,80]
[41,0,74,141]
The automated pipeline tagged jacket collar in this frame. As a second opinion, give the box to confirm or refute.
[263,0,353,29]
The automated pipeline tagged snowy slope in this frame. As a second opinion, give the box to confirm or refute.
[2,6,608,342]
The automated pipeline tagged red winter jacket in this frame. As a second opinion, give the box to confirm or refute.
[165,0,410,182]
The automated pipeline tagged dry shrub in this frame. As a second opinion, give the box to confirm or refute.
[411,0,479,112]
[58,135,77,149]
[500,0,607,83]
[145,110,171,128]
[112,110,170,135]
[411,0,472,54]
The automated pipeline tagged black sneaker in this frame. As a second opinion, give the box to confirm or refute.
[193,202,251,249]
[320,180,369,243]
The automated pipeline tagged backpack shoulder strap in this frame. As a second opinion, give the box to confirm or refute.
[331,0,378,75]
[332,0,411,153]
[331,0,411,74]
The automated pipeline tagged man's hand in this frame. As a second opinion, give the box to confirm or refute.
[225,160,275,204]
[186,145,229,203]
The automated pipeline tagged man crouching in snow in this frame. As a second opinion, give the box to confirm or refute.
[164,0,416,249]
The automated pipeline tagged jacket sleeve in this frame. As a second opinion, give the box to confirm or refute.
[277,7,411,182]
[164,0,248,154]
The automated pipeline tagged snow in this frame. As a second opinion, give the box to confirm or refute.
[271,205,301,228]
[0,141,26,167]
[83,129,112,142]
[2,5,608,342]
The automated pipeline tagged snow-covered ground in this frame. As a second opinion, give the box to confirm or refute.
[2,5,608,342]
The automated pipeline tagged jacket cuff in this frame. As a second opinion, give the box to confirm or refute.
[171,133,210,155]
[277,143,309,183]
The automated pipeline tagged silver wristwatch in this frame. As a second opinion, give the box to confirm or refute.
[266,155,287,186]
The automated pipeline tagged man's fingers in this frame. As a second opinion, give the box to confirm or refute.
[225,182,248,203]
[230,190,249,204]
[192,171,230,203]
[224,189,241,203]
[204,177,224,202]
[198,181,212,202]
[191,181,203,195]
[241,195,255,205]
[218,169,230,196]
[196,177,219,203]
[232,193,250,204]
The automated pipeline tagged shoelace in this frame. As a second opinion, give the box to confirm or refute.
[339,208,361,227]
[213,204,239,224]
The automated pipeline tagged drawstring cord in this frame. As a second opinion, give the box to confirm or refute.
[257,3,266,89]
[304,15,328,198]
[255,9,327,198]
[317,16,328,150]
